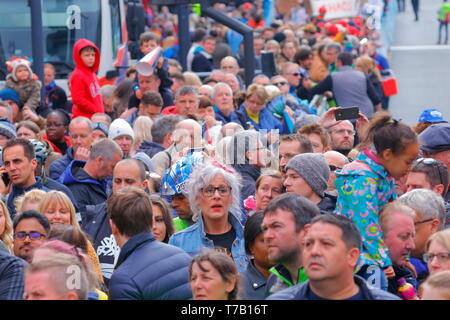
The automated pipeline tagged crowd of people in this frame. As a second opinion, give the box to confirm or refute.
[0,0,449,301]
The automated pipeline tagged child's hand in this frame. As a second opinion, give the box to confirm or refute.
[383,265,396,279]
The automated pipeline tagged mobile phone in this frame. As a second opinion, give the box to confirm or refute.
[335,107,360,121]
[2,172,9,186]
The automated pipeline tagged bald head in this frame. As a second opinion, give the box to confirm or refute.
[324,150,349,193]
[112,159,148,193]
[174,119,203,148]
[220,56,239,75]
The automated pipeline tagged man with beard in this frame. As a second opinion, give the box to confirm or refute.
[327,120,355,157]
[13,211,50,263]
[262,193,319,297]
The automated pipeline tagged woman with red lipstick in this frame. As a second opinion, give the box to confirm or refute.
[169,162,248,272]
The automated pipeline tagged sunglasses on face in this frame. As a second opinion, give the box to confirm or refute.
[329,165,343,172]
[273,81,287,86]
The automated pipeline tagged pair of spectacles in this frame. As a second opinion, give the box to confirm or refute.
[273,81,287,86]
[423,252,450,263]
[332,129,356,136]
[202,186,232,197]
[13,231,45,241]
[329,165,343,172]
[414,218,434,226]
[414,158,444,186]
[46,123,64,128]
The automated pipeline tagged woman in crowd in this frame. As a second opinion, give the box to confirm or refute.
[354,56,384,109]
[132,116,153,155]
[15,189,46,215]
[212,83,244,127]
[42,110,71,155]
[335,111,419,290]
[240,212,276,299]
[16,120,41,140]
[244,170,283,216]
[169,161,248,272]
[189,250,239,300]
[237,84,284,133]
[0,200,13,253]
[149,194,175,243]
[420,270,450,300]
[424,229,450,275]
[39,191,103,282]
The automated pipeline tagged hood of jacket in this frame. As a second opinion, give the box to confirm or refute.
[60,159,105,189]
[73,39,100,73]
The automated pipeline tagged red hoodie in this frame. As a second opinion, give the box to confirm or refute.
[70,39,104,119]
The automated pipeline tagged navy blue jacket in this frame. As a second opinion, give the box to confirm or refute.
[60,160,108,213]
[0,250,26,300]
[49,147,74,180]
[7,176,76,220]
[137,140,165,159]
[240,259,269,300]
[109,232,193,300]
[267,275,400,300]
[191,51,214,72]
[213,105,246,128]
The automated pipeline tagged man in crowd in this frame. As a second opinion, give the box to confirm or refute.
[162,86,199,117]
[126,90,163,126]
[49,117,93,180]
[278,134,314,176]
[379,201,418,297]
[284,153,336,214]
[13,211,50,263]
[324,150,349,196]
[327,120,356,157]
[262,193,320,296]
[108,187,193,300]
[137,114,183,159]
[108,119,135,159]
[399,189,446,283]
[191,35,216,73]
[3,139,76,218]
[83,158,149,283]
[60,138,123,212]
[220,56,244,90]
[24,254,88,300]
[268,214,399,300]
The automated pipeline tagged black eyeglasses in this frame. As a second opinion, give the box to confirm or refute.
[13,231,45,241]
[414,158,444,186]
[329,165,343,172]
[201,186,232,197]
[414,218,434,226]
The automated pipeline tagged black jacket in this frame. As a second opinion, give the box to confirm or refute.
[109,232,193,300]
[45,84,68,111]
[82,202,117,285]
[267,275,400,300]
[387,264,418,299]
[318,193,337,214]
[49,147,74,181]
[0,250,26,300]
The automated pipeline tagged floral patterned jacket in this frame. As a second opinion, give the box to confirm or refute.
[335,149,395,271]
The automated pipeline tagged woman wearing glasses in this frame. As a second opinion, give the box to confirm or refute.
[169,162,248,272]
[42,110,71,155]
[424,229,450,275]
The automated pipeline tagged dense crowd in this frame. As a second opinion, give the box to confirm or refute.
[0,0,449,301]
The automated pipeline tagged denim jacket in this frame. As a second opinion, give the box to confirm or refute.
[169,212,249,272]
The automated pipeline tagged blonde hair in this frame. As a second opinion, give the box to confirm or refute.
[133,116,153,153]
[354,56,381,81]
[426,229,450,253]
[421,270,450,299]
[15,189,47,215]
[246,83,269,105]
[183,71,202,88]
[0,200,13,253]
[38,191,80,228]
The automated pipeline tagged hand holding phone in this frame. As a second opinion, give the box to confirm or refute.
[334,107,360,121]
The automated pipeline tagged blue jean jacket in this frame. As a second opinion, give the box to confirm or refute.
[169,212,249,272]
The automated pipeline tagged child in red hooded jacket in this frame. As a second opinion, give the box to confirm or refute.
[70,39,104,119]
